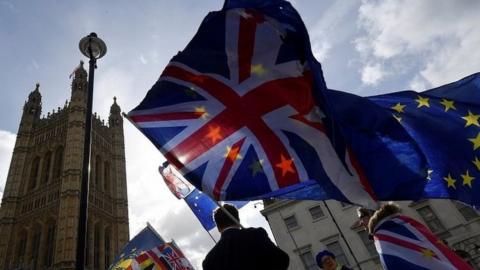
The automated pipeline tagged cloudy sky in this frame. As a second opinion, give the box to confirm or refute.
[0,0,479,268]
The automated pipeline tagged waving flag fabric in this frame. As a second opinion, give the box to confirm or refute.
[324,73,480,207]
[109,224,166,270]
[373,215,473,269]
[127,0,404,207]
[184,189,248,231]
[109,225,194,270]
[128,0,478,208]
[160,162,247,231]
[160,163,194,199]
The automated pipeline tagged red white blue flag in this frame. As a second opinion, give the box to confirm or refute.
[373,215,473,269]
[127,0,382,207]
[128,0,480,208]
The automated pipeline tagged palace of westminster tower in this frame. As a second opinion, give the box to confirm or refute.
[0,62,129,269]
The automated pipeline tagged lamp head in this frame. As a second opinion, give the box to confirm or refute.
[79,32,107,59]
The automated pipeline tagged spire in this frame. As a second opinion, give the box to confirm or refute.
[70,60,88,102]
[28,83,41,103]
[109,97,122,127]
[23,83,42,118]
[110,96,121,115]
[71,60,87,80]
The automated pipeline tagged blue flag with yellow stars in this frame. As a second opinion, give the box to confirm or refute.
[185,188,248,231]
[326,73,480,208]
[109,224,165,269]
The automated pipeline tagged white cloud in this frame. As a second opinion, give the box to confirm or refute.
[361,62,386,85]
[139,54,148,65]
[0,130,16,198]
[309,1,359,62]
[409,74,429,91]
[356,0,480,87]
[312,41,331,62]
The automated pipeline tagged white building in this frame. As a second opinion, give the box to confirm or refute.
[261,199,480,270]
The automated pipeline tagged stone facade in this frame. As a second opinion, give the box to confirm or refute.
[0,62,129,269]
[261,199,480,270]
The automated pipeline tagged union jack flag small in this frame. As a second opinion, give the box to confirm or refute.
[374,215,473,269]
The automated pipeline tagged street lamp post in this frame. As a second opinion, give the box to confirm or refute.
[76,32,107,270]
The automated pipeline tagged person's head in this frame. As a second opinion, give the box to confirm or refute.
[213,204,240,233]
[315,250,337,270]
[359,202,401,233]
[356,207,375,231]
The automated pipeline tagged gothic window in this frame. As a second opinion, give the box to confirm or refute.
[31,225,41,270]
[41,151,52,184]
[105,227,111,267]
[29,156,40,190]
[95,155,102,188]
[16,230,27,266]
[45,221,56,267]
[53,146,64,179]
[104,161,110,194]
[94,223,100,269]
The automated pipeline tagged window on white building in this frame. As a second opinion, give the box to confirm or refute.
[299,249,317,270]
[309,205,324,220]
[326,241,349,267]
[454,202,479,221]
[358,230,377,257]
[284,215,299,230]
[416,205,446,233]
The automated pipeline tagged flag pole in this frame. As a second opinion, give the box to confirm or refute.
[212,200,245,229]
[206,230,217,244]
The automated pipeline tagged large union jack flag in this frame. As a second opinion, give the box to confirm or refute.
[128,1,378,206]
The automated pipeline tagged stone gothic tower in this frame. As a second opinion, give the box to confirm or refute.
[0,62,129,269]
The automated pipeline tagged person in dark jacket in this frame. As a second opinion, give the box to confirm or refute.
[202,204,289,270]
[315,250,352,270]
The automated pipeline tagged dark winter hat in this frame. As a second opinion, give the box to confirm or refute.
[316,250,335,268]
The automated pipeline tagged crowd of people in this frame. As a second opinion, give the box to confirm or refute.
[202,203,474,270]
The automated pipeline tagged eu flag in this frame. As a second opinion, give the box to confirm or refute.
[367,73,480,207]
[185,189,248,231]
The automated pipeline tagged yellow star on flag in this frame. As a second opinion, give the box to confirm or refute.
[391,103,406,113]
[249,159,264,177]
[206,126,222,143]
[461,170,475,188]
[421,248,435,259]
[473,157,480,171]
[415,96,430,108]
[275,154,295,177]
[444,173,456,189]
[468,132,480,150]
[462,111,480,127]
[195,106,209,119]
[251,64,267,76]
[439,99,456,112]
[224,145,242,161]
